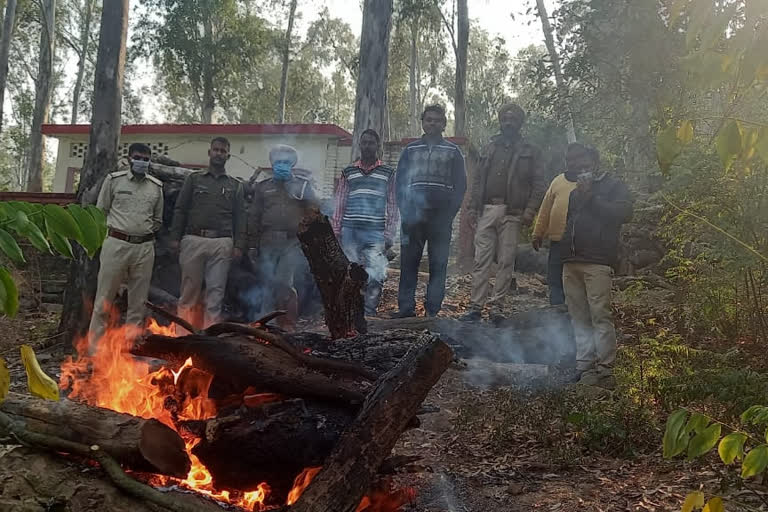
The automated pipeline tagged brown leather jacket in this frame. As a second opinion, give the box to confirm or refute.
[469,134,546,217]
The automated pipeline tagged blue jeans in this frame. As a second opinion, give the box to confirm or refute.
[548,240,565,305]
[340,227,387,316]
[398,214,453,315]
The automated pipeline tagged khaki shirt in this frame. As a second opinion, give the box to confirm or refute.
[97,170,164,236]
[169,169,246,249]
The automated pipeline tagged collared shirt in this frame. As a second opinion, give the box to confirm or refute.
[169,168,246,249]
[97,170,163,236]
[331,159,399,241]
[484,136,519,201]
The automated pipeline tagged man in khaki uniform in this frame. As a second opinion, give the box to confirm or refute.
[461,103,546,324]
[170,137,245,329]
[89,143,163,352]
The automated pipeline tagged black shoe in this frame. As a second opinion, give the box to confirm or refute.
[389,310,416,319]
[459,310,482,322]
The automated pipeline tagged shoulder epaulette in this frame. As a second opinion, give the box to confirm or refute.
[108,170,129,178]
[147,174,163,186]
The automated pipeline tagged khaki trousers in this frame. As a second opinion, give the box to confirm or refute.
[178,235,233,330]
[89,236,154,351]
[469,204,521,312]
[562,262,616,374]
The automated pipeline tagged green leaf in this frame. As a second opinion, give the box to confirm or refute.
[719,433,748,464]
[0,266,19,317]
[685,413,710,435]
[19,220,50,254]
[85,205,108,245]
[716,120,743,171]
[46,220,74,259]
[0,228,25,264]
[0,357,8,404]
[657,124,682,175]
[703,497,724,512]
[664,409,689,458]
[677,120,694,145]
[67,204,100,257]
[741,405,768,425]
[687,423,721,460]
[742,444,768,478]
[682,491,705,512]
[43,204,83,243]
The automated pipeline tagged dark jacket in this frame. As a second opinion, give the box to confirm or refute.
[469,134,546,216]
[246,174,318,248]
[395,136,467,222]
[169,169,246,249]
[561,173,633,267]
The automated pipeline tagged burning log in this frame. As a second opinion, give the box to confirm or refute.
[0,392,190,477]
[297,208,367,339]
[290,333,453,512]
[131,333,372,405]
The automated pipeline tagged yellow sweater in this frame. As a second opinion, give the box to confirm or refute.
[533,173,578,242]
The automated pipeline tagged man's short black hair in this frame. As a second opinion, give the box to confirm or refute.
[421,104,447,122]
[211,136,230,150]
[566,142,600,166]
[128,143,151,156]
[360,129,380,144]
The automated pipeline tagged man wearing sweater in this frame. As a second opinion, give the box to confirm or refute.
[393,104,467,318]
[331,129,398,317]
[532,143,593,305]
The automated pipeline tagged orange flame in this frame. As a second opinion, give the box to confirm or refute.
[287,467,322,505]
[59,307,269,511]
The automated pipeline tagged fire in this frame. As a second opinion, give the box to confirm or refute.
[287,467,321,505]
[59,309,270,511]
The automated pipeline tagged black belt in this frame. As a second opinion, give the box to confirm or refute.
[108,229,154,244]
[187,229,232,238]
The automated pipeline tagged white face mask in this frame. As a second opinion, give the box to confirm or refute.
[131,158,150,175]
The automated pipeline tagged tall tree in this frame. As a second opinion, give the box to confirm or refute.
[277,0,297,123]
[454,0,467,136]
[26,0,55,192]
[535,0,576,143]
[59,0,129,341]
[65,0,96,124]
[0,0,18,133]
[352,0,393,159]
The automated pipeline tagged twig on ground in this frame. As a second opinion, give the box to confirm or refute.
[0,410,218,512]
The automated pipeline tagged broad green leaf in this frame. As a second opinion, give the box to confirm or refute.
[716,121,743,171]
[682,491,705,512]
[0,357,8,404]
[46,220,74,259]
[67,204,100,257]
[719,433,747,464]
[677,120,694,145]
[703,497,724,512]
[43,204,83,243]
[657,125,682,175]
[0,228,25,264]
[0,266,19,317]
[688,423,721,460]
[85,205,108,244]
[664,409,689,458]
[19,220,50,254]
[741,405,768,425]
[685,413,710,435]
[742,444,768,478]
[10,209,30,233]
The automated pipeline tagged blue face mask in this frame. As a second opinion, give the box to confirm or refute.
[272,161,293,182]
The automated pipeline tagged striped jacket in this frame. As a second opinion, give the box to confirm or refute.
[331,160,398,240]
[395,136,467,221]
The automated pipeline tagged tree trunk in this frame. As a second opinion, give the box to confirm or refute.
[351,0,393,159]
[0,392,190,477]
[297,208,367,339]
[0,0,18,133]
[536,0,576,143]
[59,0,129,343]
[453,0,468,137]
[201,15,214,123]
[26,0,55,192]
[71,0,94,125]
[277,0,297,123]
[408,17,418,136]
[289,333,452,512]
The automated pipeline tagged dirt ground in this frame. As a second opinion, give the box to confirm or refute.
[1,271,763,511]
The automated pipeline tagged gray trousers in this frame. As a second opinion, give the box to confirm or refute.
[88,236,154,352]
[178,235,233,330]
